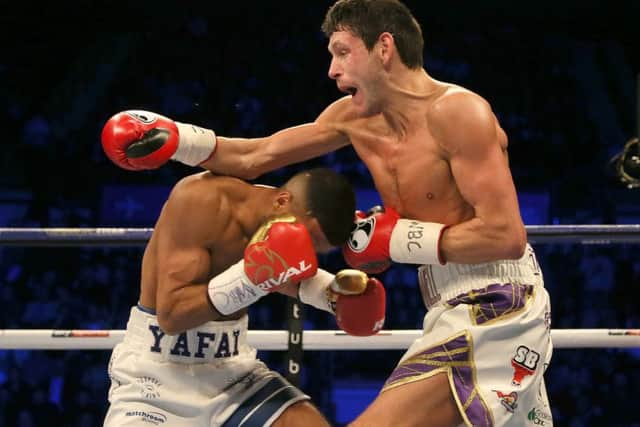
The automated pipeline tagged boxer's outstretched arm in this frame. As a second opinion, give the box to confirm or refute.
[429,91,527,264]
[207,123,349,179]
[201,97,354,179]
[101,97,354,177]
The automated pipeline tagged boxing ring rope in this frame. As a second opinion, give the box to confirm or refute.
[2,224,640,246]
[1,329,639,350]
[1,225,639,350]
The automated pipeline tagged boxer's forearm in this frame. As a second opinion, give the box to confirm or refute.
[156,284,228,335]
[200,123,349,179]
[439,217,527,264]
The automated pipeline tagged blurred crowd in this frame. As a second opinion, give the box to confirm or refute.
[1,1,639,426]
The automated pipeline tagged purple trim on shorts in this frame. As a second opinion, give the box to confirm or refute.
[384,333,491,427]
[446,283,533,325]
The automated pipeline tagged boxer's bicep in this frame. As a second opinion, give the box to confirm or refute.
[430,92,525,262]
[449,125,518,224]
[154,178,225,331]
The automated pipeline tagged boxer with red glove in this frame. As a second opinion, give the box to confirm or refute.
[208,215,318,315]
[101,110,217,170]
[298,268,386,337]
[343,206,449,274]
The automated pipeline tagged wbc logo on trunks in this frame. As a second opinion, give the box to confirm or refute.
[347,217,376,252]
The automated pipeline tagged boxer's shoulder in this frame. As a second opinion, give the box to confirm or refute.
[427,85,496,149]
[431,84,490,114]
[167,173,249,220]
[174,173,248,197]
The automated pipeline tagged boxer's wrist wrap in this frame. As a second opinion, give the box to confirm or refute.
[389,219,448,265]
[299,269,335,314]
[173,122,217,166]
[207,260,267,315]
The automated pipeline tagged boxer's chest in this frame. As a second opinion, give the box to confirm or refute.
[351,123,467,223]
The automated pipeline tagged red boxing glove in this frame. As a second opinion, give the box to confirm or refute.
[342,206,400,274]
[331,270,386,336]
[208,216,318,315]
[244,216,318,292]
[101,110,179,171]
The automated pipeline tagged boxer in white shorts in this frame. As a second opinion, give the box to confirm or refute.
[381,244,553,427]
[102,168,387,427]
[104,305,307,427]
[342,205,553,426]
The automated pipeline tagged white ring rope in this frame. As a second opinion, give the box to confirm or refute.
[1,227,638,351]
[1,225,640,245]
[0,329,638,350]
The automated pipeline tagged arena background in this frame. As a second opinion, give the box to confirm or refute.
[1,1,639,425]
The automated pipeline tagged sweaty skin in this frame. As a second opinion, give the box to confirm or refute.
[137,172,332,427]
[203,31,526,266]
[138,172,323,335]
[198,29,527,427]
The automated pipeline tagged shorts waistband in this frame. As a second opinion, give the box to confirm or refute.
[418,244,543,309]
[122,306,250,364]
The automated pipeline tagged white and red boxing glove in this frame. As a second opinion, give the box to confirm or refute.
[299,269,386,336]
[101,110,217,170]
[207,216,318,315]
[342,206,449,273]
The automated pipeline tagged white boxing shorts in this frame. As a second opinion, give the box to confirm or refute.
[103,306,309,427]
[382,244,553,427]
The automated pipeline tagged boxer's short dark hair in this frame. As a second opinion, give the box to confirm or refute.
[322,0,424,69]
[296,168,356,246]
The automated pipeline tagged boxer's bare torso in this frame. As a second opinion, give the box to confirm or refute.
[139,174,256,321]
[325,84,509,224]
[138,173,301,332]
[206,30,525,264]
[326,80,524,264]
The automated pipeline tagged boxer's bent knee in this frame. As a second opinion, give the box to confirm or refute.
[350,372,461,427]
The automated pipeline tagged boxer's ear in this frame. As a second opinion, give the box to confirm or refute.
[274,190,292,210]
[378,32,395,66]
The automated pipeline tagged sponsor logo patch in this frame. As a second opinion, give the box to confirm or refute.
[527,407,552,425]
[137,376,161,399]
[511,345,540,386]
[492,390,518,413]
[125,410,167,425]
